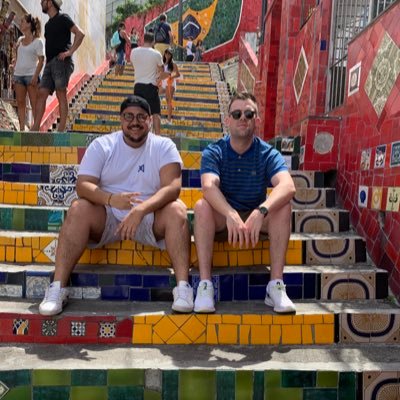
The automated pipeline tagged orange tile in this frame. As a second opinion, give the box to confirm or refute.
[181,316,206,342]
[261,315,273,325]
[281,324,302,345]
[134,316,145,324]
[272,315,293,325]
[314,324,334,344]
[167,330,192,344]
[251,325,270,345]
[242,315,262,325]
[15,247,32,263]
[304,315,323,324]
[323,314,335,324]
[5,247,15,262]
[222,315,241,324]
[270,325,281,345]
[132,324,153,344]
[207,315,222,324]
[239,325,250,344]
[302,325,314,344]
[206,324,218,344]
[218,324,238,344]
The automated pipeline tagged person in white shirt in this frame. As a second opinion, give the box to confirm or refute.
[130,32,170,135]
[185,37,195,62]
[13,14,44,130]
[39,95,194,316]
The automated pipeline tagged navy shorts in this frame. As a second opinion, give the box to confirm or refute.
[134,83,161,115]
[40,57,74,94]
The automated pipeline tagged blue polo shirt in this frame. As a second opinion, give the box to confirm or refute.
[200,136,288,211]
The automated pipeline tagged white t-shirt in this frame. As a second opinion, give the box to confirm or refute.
[78,131,183,221]
[186,41,194,56]
[14,37,44,76]
[130,47,163,85]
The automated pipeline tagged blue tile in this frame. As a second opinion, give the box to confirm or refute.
[286,285,303,299]
[11,163,31,173]
[143,275,170,288]
[234,274,249,300]
[71,273,98,287]
[0,272,6,283]
[249,273,268,285]
[129,287,151,301]
[30,164,41,173]
[303,273,316,299]
[101,286,130,300]
[115,274,142,286]
[219,274,233,301]
[26,271,51,277]
[249,286,265,300]
[283,273,303,285]
[320,39,327,51]
[41,165,50,182]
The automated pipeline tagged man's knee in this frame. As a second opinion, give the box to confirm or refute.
[163,200,187,221]
[66,199,99,221]
[194,198,212,217]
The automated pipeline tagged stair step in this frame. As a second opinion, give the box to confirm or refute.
[0,299,399,345]
[0,264,388,302]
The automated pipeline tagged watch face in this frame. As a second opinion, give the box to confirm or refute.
[258,206,268,215]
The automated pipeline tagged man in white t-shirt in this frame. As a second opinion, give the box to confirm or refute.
[130,32,171,135]
[39,95,194,316]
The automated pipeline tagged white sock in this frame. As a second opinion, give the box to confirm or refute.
[178,280,190,288]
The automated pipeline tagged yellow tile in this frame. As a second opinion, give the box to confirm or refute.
[0,237,15,246]
[15,238,23,247]
[152,332,165,344]
[212,252,228,267]
[132,324,153,344]
[261,250,270,265]
[146,315,163,325]
[25,191,38,205]
[270,325,281,345]
[31,153,43,164]
[159,251,171,266]
[282,324,302,345]
[222,315,241,324]
[228,251,238,266]
[253,250,262,264]
[134,316,145,324]
[314,324,334,344]
[239,325,250,345]
[105,242,121,250]
[108,250,117,264]
[4,191,17,204]
[5,247,15,262]
[218,324,238,344]
[292,315,303,324]
[304,315,323,324]
[117,250,133,265]
[207,315,222,324]
[90,250,108,264]
[167,330,192,344]
[302,325,314,344]
[39,237,54,249]
[15,247,32,263]
[242,315,262,325]
[153,317,178,342]
[134,250,153,266]
[169,315,192,328]
[195,314,207,324]
[251,325,270,344]
[286,249,303,265]
[262,315,273,325]
[17,191,25,204]
[194,333,206,344]
[181,316,206,342]
[272,315,293,325]
[23,237,32,247]
[79,250,91,264]
[323,314,335,324]
[0,246,5,261]
[121,240,135,250]
[237,250,253,266]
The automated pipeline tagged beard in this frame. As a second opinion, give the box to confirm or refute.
[122,125,149,147]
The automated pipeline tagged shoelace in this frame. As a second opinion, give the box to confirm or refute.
[177,285,190,299]
[45,285,61,302]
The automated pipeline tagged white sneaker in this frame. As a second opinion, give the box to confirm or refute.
[194,280,215,313]
[39,281,69,316]
[172,282,194,313]
[265,281,296,314]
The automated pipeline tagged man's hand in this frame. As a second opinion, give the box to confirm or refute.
[109,192,143,210]
[116,207,145,240]
[58,50,72,60]
[244,210,264,247]
[226,210,249,248]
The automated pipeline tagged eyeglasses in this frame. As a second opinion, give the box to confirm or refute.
[229,109,257,120]
[121,112,149,123]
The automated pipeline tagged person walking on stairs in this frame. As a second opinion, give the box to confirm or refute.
[39,96,194,316]
[114,22,130,76]
[193,92,297,314]
[154,14,173,56]
[31,0,84,133]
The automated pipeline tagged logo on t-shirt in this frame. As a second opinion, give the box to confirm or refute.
[138,164,145,173]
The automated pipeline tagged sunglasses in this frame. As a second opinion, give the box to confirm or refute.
[122,112,149,123]
[229,109,256,120]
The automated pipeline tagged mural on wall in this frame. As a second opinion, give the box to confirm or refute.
[364,32,400,117]
[145,0,242,51]
[293,47,309,103]
[348,61,361,97]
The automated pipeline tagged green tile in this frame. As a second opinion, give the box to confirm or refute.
[108,369,144,386]
[32,370,71,386]
[281,371,316,388]
[144,389,162,400]
[162,370,178,400]
[235,371,253,400]
[265,388,302,400]
[69,134,87,147]
[179,370,216,400]
[317,371,338,388]
[253,371,264,400]
[12,208,25,231]
[338,372,357,400]
[0,370,31,387]
[70,386,108,400]
[217,371,235,400]
[33,386,70,400]
[304,388,337,400]
[265,371,281,389]
[25,209,48,231]
[71,370,107,386]
[0,208,13,230]
[3,386,31,400]
[108,386,143,400]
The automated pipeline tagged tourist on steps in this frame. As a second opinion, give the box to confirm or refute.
[39,96,194,316]
[13,14,44,131]
[193,92,297,314]
[31,0,84,133]
[114,22,130,76]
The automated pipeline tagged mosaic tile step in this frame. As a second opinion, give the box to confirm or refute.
[0,264,387,302]
[0,182,335,210]
[0,299,399,345]
[0,204,350,234]
[0,231,366,266]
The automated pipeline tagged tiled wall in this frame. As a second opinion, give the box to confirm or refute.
[0,370,358,400]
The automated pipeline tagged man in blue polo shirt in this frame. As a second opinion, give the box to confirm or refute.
[193,92,297,314]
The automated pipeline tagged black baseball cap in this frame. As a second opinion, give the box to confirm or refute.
[120,96,151,115]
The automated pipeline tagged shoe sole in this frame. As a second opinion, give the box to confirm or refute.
[194,307,215,314]
[172,305,193,313]
[39,298,68,316]
[264,297,296,314]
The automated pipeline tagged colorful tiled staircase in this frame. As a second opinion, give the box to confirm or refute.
[0,63,399,399]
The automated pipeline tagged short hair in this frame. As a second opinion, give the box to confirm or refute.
[118,22,125,29]
[159,14,167,21]
[228,92,258,112]
[120,95,151,115]
[144,32,154,43]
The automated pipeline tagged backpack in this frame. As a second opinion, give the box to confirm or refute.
[110,31,121,49]
[155,24,167,43]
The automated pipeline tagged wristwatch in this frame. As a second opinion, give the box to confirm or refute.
[257,206,269,216]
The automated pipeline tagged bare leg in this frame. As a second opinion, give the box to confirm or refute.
[264,202,292,280]
[166,86,174,120]
[27,84,39,128]
[193,199,226,280]
[31,88,50,131]
[55,88,68,132]
[152,113,161,135]
[15,83,27,131]
[53,199,106,286]
[154,200,190,282]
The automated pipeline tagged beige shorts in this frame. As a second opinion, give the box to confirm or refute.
[88,206,166,250]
